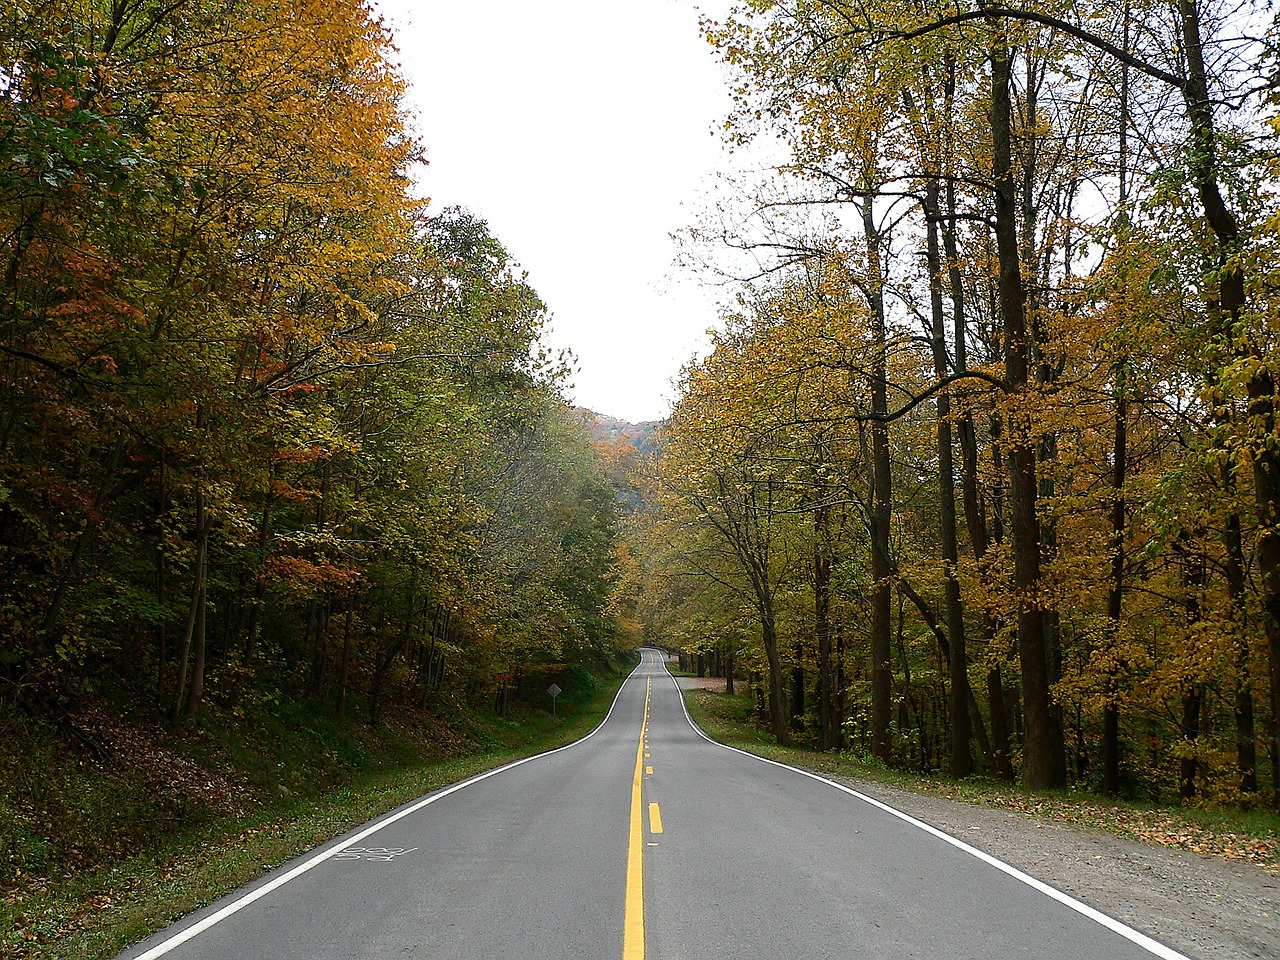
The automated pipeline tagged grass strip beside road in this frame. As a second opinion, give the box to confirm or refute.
[683,685,1280,876]
[2,669,631,960]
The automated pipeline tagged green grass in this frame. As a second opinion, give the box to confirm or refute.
[683,686,1280,873]
[0,663,631,960]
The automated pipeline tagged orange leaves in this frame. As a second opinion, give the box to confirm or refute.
[271,445,327,466]
[262,556,362,594]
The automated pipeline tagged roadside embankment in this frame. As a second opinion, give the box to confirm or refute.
[2,662,630,960]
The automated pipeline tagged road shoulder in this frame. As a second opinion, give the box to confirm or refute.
[819,770,1279,960]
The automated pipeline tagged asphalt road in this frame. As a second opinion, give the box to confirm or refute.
[119,648,1188,960]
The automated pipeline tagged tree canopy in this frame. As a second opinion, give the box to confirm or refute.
[0,1,628,733]
[638,0,1280,805]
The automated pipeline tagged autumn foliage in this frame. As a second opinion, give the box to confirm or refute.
[639,0,1280,806]
[0,0,624,763]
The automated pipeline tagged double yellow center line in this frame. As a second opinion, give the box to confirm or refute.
[623,676,653,960]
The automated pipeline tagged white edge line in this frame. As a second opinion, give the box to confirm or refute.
[129,662,644,960]
[664,667,1190,960]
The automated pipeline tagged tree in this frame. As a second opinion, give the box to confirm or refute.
[679,0,1280,799]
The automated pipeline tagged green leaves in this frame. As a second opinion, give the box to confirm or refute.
[0,6,622,731]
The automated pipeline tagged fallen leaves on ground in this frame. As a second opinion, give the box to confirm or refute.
[911,780,1279,874]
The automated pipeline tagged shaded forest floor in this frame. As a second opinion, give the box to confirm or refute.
[683,684,1280,960]
[0,661,630,960]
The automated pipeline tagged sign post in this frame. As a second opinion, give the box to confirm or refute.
[548,682,562,717]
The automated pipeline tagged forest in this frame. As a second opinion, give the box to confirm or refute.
[0,0,628,814]
[5,0,1280,903]
[15,1,1280,954]
[634,0,1280,807]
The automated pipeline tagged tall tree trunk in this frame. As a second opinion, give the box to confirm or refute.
[1178,536,1208,801]
[307,460,332,695]
[791,644,805,732]
[903,78,972,773]
[1235,668,1259,793]
[815,494,834,750]
[1177,0,1280,806]
[182,559,207,721]
[762,606,791,745]
[1103,364,1128,796]
[171,490,209,720]
[1180,684,1204,802]
[181,488,209,721]
[155,456,169,697]
[244,495,272,662]
[989,413,1006,545]
[835,619,846,748]
[1039,453,1068,785]
[984,418,1017,782]
[370,609,409,727]
[863,195,894,765]
[1022,55,1067,785]
[1225,511,1258,794]
[944,162,1013,782]
[921,176,971,777]
[984,664,1013,778]
[170,559,200,720]
[989,33,1058,789]
[1103,35,1131,799]
[337,605,354,720]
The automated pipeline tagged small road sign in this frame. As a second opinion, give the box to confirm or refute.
[548,683,562,715]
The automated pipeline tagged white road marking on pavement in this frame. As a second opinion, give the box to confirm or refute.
[331,846,418,862]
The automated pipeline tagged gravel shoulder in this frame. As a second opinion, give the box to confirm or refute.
[675,676,1280,960]
[822,771,1280,960]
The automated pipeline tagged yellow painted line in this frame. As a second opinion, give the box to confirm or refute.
[648,802,663,834]
[645,765,653,775]
[623,677,650,960]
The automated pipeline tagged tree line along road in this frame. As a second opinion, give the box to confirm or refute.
[118,647,1188,960]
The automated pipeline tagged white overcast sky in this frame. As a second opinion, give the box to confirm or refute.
[373,0,736,423]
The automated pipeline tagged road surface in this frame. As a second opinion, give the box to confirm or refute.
[119,648,1186,959]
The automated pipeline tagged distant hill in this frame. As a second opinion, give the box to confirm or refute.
[575,410,662,515]
[576,409,663,457]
